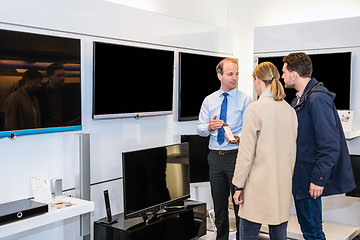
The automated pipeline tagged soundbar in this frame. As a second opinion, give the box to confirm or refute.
[0,199,48,225]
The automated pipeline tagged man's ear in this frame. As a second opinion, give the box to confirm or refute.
[291,71,298,80]
[217,72,222,81]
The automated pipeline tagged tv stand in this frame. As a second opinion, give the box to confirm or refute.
[94,200,206,240]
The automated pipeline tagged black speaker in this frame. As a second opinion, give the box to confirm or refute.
[101,190,118,225]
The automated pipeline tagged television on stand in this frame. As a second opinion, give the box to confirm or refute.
[122,142,190,222]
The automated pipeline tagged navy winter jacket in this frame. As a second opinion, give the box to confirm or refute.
[291,78,356,200]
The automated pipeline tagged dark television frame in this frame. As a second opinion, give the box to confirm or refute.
[0,28,81,138]
[92,41,175,120]
[178,52,225,121]
[181,134,210,183]
[122,142,190,220]
[257,51,352,110]
[346,154,360,198]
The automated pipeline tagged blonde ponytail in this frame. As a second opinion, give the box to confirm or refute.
[270,76,286,101]
[253,62,286,101]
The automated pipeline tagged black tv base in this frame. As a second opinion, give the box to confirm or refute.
[94,200,206,240]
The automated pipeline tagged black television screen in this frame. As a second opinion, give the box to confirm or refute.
[258,52,351,110]
[181,135,210,183]
[0,28,81,138]
[346,155,360,198]
[122,143,190,219]
[178,52,224,121]
[93,42,174,119]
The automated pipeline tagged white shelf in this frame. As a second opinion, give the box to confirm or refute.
[345,130,360,140]
[0,196,94,239]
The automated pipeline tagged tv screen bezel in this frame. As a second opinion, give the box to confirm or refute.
[0,28,82,138]
[122,142,190,219]
[92,41,175,120]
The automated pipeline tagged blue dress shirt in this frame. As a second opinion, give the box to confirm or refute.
[197,88,252,150]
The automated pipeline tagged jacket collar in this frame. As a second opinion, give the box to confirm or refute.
[291,78,336,112]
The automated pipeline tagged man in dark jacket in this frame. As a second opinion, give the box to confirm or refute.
[282,52,356,240]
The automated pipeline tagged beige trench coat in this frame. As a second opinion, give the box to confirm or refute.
[232,96,297,225]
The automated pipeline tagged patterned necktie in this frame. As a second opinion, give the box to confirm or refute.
[217,93,229,145]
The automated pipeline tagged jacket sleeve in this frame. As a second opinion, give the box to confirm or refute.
[308,93,340,186]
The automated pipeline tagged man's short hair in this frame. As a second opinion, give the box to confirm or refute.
[216,58,238,75]
[282,52,312,78]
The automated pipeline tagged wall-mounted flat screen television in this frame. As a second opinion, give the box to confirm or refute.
[258,52,351,110]
[0,28,81,138]
[178,52,224,121]
[122,143,190,219]
[93,42,174,119]
[181,135,210,183]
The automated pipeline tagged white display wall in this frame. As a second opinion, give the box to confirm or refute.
[0,1,232,239]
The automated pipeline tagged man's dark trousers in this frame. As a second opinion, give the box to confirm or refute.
[208,150,239,240]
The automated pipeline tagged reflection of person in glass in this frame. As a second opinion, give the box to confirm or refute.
[4,69,43,130]
[38,63,81,127]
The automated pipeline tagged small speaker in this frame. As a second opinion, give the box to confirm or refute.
[52,179,62,197]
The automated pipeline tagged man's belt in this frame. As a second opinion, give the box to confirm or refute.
[211,149,238,155]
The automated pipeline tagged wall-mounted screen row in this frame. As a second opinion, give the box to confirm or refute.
[92,42,229,121]
[0,28,81,138]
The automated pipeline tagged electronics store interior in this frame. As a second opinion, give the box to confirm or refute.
[1,1,360,240]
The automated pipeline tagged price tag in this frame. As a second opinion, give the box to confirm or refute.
[31,174,52,202]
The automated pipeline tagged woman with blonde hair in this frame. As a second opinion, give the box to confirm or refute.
[232,61,298,239]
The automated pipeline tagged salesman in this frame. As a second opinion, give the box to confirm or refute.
[197,58,252,240]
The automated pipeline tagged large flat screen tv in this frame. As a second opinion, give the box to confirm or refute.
[0,28,81,138]
[258,52,351,110]
[346,155,360,198]
[178,52,224,121]
[122,143,190,219]
[93,42,174,119]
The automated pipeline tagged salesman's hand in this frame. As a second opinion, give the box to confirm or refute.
[309,182,324,199]
[208,115,224,131]
[225,133,239,144]
[233,190,244,205]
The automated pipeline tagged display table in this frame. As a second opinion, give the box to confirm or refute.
[0,196,94,238]
[94,200,206,240]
